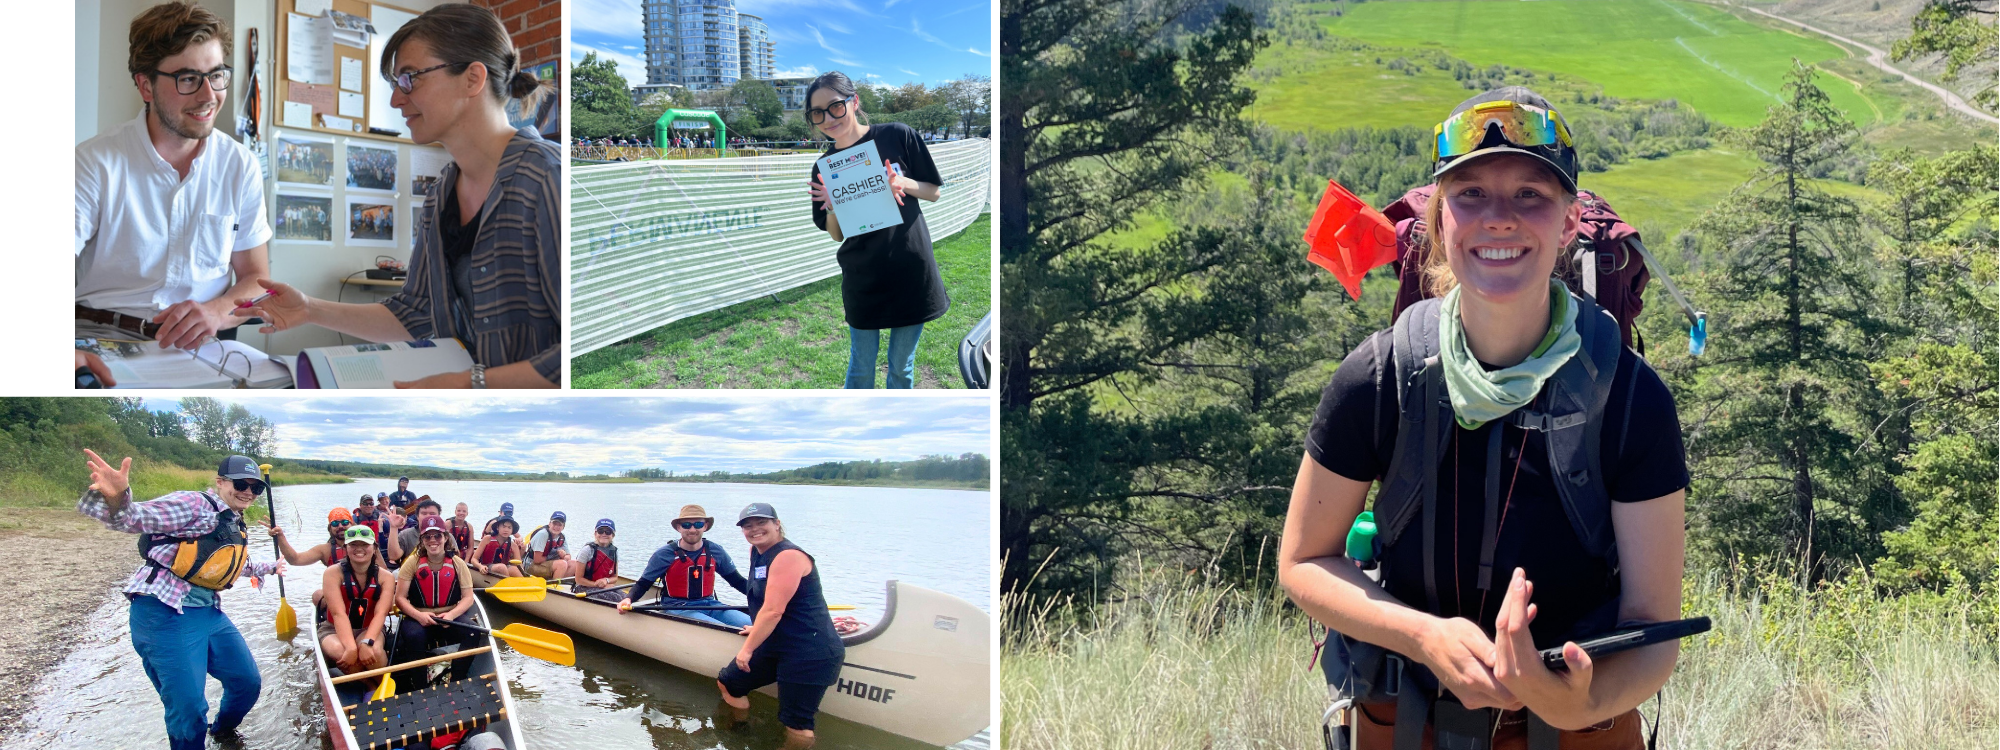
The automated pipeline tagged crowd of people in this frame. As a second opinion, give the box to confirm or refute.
[276,201,330,241]
[346,148,396,191]
[348,204,393,240]
[277,140,332,183]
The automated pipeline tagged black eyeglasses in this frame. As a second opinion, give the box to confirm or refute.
[389,62,459,95]
[152,66,232,96]
[677,521,706,530]
[806,96,853,125]
[230,478,267,494]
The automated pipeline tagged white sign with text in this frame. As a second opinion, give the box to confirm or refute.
[818,140,903,238]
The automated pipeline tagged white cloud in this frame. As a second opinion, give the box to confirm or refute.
[774,64,822,78]
[573,43,647,89]
[740,0,877,16]
[898,67,921,77]
[908,17,986,58]
[967,47,990,57]
[573,0,643,37]
[807,24,847,56]
[830,57,864,68]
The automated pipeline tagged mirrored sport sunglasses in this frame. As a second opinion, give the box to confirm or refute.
[676,520,706,530]
[329,520,353,529]
[1433,100,1573,162]
[806,96,854,125]
[230,478,268,494]
[152,66,232,96]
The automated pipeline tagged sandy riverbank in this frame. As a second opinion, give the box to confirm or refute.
[0,507,132,743]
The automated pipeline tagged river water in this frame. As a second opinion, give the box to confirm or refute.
[6,480,992,750]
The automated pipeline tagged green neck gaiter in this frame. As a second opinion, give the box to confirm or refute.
[1439,278,1580,430]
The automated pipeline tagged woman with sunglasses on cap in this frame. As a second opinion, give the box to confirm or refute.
[713,502,845,748]
[616,505,752,627]
[803,71,950,389]
[1277,88,1688,749]
[235,3,560,389]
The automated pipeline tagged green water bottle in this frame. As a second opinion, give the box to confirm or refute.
[1346,511,1377,570]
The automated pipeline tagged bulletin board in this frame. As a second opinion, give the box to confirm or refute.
[274,0,421,145]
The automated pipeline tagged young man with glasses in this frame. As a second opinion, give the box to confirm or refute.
[617,505,753,628]
[76,452,284,750]
[75,1,272,354]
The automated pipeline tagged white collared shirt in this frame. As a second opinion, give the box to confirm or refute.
[75,113,273,318]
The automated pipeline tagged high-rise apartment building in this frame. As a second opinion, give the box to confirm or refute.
[641,0,745,90]
[738,14,775,82]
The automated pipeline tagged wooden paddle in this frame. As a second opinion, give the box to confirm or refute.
[571,582,635,598]
[434,617,576,666]
[257,465,298,641]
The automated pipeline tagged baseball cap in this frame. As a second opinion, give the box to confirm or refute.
[736,503,778,526]
[344,525,376,545]
[217,455,260,480]
[1432,87,1579,194]
[595,518,616,533]
[418,515,449,535]
[550,511,567,522]
[500,502,515,516]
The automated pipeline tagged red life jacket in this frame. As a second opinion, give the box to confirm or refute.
[581,542,617,581]
[663,543,717,599]
[353,511,386,545]
[448,519,475,554]
[411,555,463,610]
[328,535,348,565]
[335,560,383,631]
[476,537,512,566]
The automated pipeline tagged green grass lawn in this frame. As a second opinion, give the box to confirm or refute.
[572,213,992,389]
[1312,0,1889,128]
[1248,42,1478,132]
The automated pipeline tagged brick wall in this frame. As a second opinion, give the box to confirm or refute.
[471,0,561,73]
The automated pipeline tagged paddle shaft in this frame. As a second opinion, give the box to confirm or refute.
[330,645,492,685]
[633,602,857,612]
[434,618,572,656]
[258,469,286,599]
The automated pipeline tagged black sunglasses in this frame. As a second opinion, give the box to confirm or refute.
[152,66,232,96]
[807,96,854,125]
[677,521,706,530]
[230,478,267,494]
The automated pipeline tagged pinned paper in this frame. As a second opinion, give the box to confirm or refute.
[321,114,355,132]
[340,56,363,92]
[295,0,331,15]
[1303,179,1400,301]
[286,14,333,85]
[282,101,314,128]
[287,81,335,114]
[339,91,364,118]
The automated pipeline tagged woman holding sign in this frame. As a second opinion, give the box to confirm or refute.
[805,72,948,389]
[235,4,560,389]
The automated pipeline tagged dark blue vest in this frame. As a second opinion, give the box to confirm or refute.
[746,539,845,661]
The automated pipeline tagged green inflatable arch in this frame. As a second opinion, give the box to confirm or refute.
[653,108,726,158]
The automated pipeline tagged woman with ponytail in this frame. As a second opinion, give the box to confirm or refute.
[235,3,561,388]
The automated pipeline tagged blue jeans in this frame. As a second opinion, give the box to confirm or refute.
[659,596,753,628]
[129,595,262,750]
[846,324,924,389]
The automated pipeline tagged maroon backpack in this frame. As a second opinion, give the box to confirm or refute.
[1382,185,1652,352]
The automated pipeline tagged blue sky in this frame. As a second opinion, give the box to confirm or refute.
[571,0,992,90]
[139,396,990,476]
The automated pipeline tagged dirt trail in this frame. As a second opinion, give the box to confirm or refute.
[1728,1,1998,125]
[0,508,134,744]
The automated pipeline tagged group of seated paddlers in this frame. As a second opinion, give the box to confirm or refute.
[263,480,859,749]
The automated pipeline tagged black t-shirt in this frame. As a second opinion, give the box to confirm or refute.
[810,123,951,330]
[1306,334,1689,647]
[439,194,483,358]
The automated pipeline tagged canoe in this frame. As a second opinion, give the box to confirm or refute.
[311,595,527,750]
[472,570,989,746]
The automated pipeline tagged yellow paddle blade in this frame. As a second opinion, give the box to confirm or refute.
[828,605,857,611]
[481,585,550,603]
[370,672,395,701]
[492,622,576,666]
[490,576,547,589]
[275,599,299,640]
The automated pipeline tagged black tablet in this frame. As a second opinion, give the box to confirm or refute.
[1540,617,1711,671]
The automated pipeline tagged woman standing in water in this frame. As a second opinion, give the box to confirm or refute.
[237,3,560,389]
[805,71,950,389]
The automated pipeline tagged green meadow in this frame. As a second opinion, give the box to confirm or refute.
[1313,0,1889,128]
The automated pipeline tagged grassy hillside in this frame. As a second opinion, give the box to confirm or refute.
[1313,0,1888,128]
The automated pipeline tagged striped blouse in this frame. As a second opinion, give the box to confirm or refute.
[384,128,562,384]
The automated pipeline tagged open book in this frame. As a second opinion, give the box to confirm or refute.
[80,339,295,389]
[296,339,475,389]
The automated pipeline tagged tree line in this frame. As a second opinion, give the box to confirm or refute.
[621,453,990,487]
[571,52,991,144]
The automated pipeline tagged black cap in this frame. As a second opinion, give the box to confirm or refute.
[736,503,779,526]
[1433,86,1579,194]
[217,455,261,481]
[399,476,410,482]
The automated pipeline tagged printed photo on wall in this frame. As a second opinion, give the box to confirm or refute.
[346,198,395,246]
[410,147,448,198]
[346,144,398,192]
[274,132,334,186]
[273,192,333,243]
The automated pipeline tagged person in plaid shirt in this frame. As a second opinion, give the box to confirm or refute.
[78,450,283,750]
